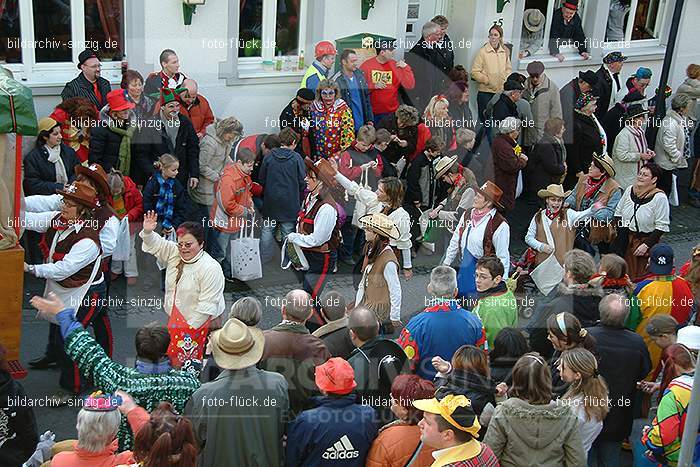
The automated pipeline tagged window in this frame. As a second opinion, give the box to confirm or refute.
[605,0,667,44]
[1,0,124,83]
[238,0,306,61]
[520,0,588,56]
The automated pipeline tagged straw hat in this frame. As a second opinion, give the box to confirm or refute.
[209,318,265,370]
[537,184,571,199]
[57,181,98,209]
[435,155,458,179]
[523,9,545,32]
[358,213,400,240]
[592,152,616,178]
[74,163,110,199]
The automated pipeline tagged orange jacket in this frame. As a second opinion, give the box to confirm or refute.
[365,423,436,467]
[211,163,253,233]
[180,94,215,138]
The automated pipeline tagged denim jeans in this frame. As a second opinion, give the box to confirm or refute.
[260,220,295,264]
[588,439,621,467]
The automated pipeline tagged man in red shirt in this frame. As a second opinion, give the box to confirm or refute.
[360,39,416,125]
[177,78,215,139]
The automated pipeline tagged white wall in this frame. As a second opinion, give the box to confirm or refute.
[320,0,401,42]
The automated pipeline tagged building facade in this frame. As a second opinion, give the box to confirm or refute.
[1,0,697,135]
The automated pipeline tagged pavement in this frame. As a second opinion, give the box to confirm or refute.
[16,196,700,462]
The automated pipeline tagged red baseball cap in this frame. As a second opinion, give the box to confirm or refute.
[106,89,135,112]
[315,358,357,395]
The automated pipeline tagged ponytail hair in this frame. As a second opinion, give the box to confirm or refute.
[153,153,179,172]
[546,312,596,351]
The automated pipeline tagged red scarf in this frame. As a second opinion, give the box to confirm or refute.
[629,125,648,172]
[545,208,561,220]
[584,175,608,199]
[470,208,490,226]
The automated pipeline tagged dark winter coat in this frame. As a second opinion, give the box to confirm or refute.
[492,133,527,212]
[131,114,200,186]
[0,371,38,467]
[142,175,189,228]
[451,145,485,184]
[332,69,374,126]
[434,369,496,438]
[405,152,437,208]
[22,143,80,195]
[526,132,566,197]
[492,93,520,124]
[312,318,355,360]
[404,36,454,111]
[602,103,629,147]
[89,121,133,173]
[560,78,585,145]
[548,8,588,54]
[490,356,520,386]
[587,323,652,441]
[376,115,419,164]
[285,395,378,467]
[258,147,306,222]
[594,65,619,120]
[527,282,604,359]
[564,111,604,189]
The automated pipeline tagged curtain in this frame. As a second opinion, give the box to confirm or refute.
[95,0,122,49]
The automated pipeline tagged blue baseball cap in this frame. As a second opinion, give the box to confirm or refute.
[649,243,674,275]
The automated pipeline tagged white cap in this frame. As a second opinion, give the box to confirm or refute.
[677,325,700,351]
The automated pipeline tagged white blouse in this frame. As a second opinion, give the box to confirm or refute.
[614,187,670,234]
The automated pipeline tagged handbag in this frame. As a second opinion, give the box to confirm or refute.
[230,213,262,281]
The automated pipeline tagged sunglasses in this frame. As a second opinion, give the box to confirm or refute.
[177,241,195,249]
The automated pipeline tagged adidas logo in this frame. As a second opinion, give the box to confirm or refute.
[322,434,360,460]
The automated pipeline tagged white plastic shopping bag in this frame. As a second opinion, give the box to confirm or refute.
[111,217,131,261]
[515,171,523,199]
[230,214,262,281]
[669,173,679,207]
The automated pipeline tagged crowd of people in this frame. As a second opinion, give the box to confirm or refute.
[3,5,700,467]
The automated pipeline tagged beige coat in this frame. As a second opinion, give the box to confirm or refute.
[613,125,646,189]
[189,124,233,206]
[522,73,562,141]
[654,110,688,171]
[471,43,512,93]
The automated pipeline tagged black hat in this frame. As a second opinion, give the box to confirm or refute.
[526,61,545,76]
[625,104,649,120]
[578,70,599,86]
[562,0,579,10]
[504,79,524,91]
[649,243,674,275]
[296,88,315,102]
[78,49,98,69]
[507,72,527,85]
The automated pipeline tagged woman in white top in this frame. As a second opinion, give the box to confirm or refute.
[354,213,402,334]
[140,211,225,375]
[557,347,609,456]
[612,162,670,280]
[333,168,413,279]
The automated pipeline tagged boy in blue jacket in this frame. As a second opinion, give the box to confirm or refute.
[285,357,378,467]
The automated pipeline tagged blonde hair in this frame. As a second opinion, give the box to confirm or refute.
[687,64,700,80]
[560,348,609,422]
[356,125,377,144]
[153,153,179,171]
[215,116,244,142]
[424,95,450,121]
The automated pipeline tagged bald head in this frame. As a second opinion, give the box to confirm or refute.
[599,294,630,327]
[347,307,379,342]
[282,289,313,322]
[179,78,198,106]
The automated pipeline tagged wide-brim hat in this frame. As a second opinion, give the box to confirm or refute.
[537,184,571,199]
[304,157,339,189]
[593,152,616,178]
[358,213,400,240]
[209,318,265,370]
[75,163,110,199]
[625,104,649,120]
[474,181,505,212]
[106,89,135,112]
[677,326,700,351]
[435,155,458,179]
[523,9,545,32]
[58,181,98,209]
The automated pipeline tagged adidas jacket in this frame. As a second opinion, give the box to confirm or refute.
[285,395,378,467]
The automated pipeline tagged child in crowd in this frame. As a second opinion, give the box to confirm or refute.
[473,256,519,349]
[108,169,144,285]
[142,154,189,243]
[557,347,610,456]
[373,128,393,177]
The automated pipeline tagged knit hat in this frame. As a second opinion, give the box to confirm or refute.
[603,51,628,64]
[296,88,315,103]
[634,67,653,80]
[649,243,674,275]
[575,92,597,110]
[158,87,179,106]
[413,394,481,436]
[526,61,545,77]
[38,117,59,134]
[315,358,357,395]
[77,49,98,69]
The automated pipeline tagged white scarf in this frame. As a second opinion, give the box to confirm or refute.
[46,144,68,185]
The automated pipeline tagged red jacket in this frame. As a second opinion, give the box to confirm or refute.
[211,163,253,233]
[409,123,432,162]
[338,142,383,181]
[122,175,144,234]
[179,94,215,138]
[360,57,416,115]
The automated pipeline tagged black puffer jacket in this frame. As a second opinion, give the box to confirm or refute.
[0,371,38,467]
[22,143,80,195]
[434,369,497,438]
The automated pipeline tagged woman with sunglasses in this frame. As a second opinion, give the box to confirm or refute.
[309,80,355,160]
[140,210,225,376]
[23,181,108,405]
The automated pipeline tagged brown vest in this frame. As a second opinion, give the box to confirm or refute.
[298,195,341,253]
[457,209,506,259]
[360,247,398,324]
[534,209,576,266]
[574,176,620,210]
[46,215,102,288]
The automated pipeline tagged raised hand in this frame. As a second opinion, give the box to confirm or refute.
[143,211,158,233]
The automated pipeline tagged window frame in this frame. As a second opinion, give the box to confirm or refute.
[613,0,669,44]
[3,0,125,86]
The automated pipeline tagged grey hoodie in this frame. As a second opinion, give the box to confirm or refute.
[484,398,585,467]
